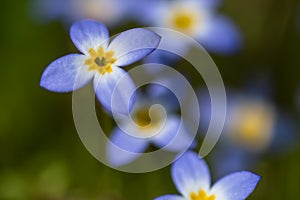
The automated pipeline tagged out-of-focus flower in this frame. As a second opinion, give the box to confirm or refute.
[154,151,261,200]
[226,97,276,152]
[30,0,129,26]
[40,19,161,114]
[195,88,296,177]
[135,0,242,55]
[107,89,193,167]
[224,94,295,154]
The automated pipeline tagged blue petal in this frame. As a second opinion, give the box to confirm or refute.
[270,112,296,153]
[128,0,167,25]
[171,151,211,198]
[30,0,69,23]
[199,16,242,55]
[70,19,109,54]
[93,67,136,114]
[107,127,149,167]
[108,28,161,66]
[209,145,256,179]
[40,54,94,92]
[146,86,180,113]
[152,117,193,151]
[154,195,185,200]
[211,171,261,200]
[198,0,221,9]
[143,50,182,69]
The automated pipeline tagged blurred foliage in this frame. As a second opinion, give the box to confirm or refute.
[0,0,300,199]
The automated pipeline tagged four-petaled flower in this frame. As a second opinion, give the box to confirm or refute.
[155,151,261,200]
[107,91,193,167]
[40,19,161,114]
[134,0,242,55]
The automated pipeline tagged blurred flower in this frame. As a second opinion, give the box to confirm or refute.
[195,88,296,177]
[135,0,242,55]
[40,19,161,114]
[224,94,295,154]
[226,97,276,152]
[107,88,193,167]
[154,151,261,200]
[30,0,129,26]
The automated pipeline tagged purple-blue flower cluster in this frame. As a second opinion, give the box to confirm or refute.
[32,0,241,55]
[38,1,265,198]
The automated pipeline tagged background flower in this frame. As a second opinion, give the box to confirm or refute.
[107,88,194,167]
[30,0,130,27]
[195,86,297,178]
[133,0,242,55]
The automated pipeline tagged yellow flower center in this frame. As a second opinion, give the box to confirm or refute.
[84,46,117,75]
[133,107,162,128]
[173,13,194,30]
[168,8,201,35]
[229,102,275,151]
[190,190,216,200]
[134,109,152,127]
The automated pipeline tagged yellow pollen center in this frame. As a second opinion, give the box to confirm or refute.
[190,190,216,200]
[239,115,265,140]
[229,102,275,151]
[134,109,152,127]
[169,8,200,35]
[173,13,194,30]
[84,46,117,75]
[132,107,162,133]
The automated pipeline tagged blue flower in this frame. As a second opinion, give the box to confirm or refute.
[194,88,296,178]
[30,0,130,26]
[107,90,194,167]
[134,0,242,55]
[155,151,261,200]
[40,19,161,114]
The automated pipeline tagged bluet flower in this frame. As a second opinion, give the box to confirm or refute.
[195,88,296,177]
[107,90,193,167]
[40,19,161,114]
[155,151,261,200]
[135,0,242,55]
[30,0,129,26]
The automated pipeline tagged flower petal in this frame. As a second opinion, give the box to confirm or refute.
[108,28,161,66]
[210,146,255,180]
[93,67,136,114]
[152,117,193,151]
[30,0,70,23]
[70,19,109,54]
[198,0,221,9]
[129,0,168,25]
[40,54,94,92]
[107,127,149,167]
[210,171,261,200]
[198,16,242,55]
[154,195,185,200]
[171,151,211,198]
